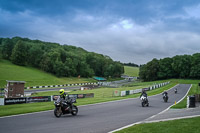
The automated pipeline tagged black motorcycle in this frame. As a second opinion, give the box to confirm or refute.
[163,93,168,102]
[54,97,78,118]
[140,96,149,107]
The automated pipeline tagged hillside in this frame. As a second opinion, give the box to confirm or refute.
[0,37,124,78]
[0,59,95,88]
[124,66,139,77]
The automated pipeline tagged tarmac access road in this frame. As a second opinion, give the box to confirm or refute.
[0,84,191,133]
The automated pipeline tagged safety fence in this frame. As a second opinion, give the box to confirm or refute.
[113,81,170,97]
[0,93,94,106]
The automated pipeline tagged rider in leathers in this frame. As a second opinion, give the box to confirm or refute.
[140,89,148,103]
[59,89,72,109]
[140,89,148,98]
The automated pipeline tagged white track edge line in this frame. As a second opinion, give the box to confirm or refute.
[143,114,200,124]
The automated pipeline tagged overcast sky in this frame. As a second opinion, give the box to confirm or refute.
[1,0,200,64]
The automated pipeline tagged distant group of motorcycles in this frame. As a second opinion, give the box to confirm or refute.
[140,87,178,107]
[53,87,178,117]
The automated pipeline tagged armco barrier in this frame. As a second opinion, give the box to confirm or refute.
[119,81,170,97]
[0,98,5,105]
[121,91,126,96]
[126,91,130,95]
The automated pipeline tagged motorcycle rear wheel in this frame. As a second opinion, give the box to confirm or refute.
[142,102,145,107]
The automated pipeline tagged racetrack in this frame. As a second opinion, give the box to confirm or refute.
[0,84,191,133]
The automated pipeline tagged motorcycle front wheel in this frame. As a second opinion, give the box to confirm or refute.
[54,108,62,118]
[71,105,78,116]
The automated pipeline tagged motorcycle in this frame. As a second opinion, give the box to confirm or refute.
[174,88,177,94]
[54,97,78,118]
[163,93,168,102]
[140,95,149,107]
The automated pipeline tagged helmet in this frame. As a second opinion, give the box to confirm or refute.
[59,89,65,95]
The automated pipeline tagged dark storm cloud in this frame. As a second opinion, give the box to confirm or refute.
[1,0,200,64]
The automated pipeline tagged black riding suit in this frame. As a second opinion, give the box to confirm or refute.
[60,93,72,109]
[140,91,148,103]
[140,92,147,98]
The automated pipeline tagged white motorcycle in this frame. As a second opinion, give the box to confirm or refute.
[174,88,177,94]
[140,95,149,107]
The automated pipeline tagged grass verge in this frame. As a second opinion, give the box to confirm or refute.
[115,116,200,133]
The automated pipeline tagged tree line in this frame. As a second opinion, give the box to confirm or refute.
[139,54,200,81]
[0,37,124,78]
[123,62,139,67]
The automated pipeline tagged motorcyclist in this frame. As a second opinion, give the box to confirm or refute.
[174,88,177,93]
[140,89,149,106]
[140,89,148,98]
[162,91,168,96]
[162,91,168,102]
[59,89,72,109]
[59,89,67,99]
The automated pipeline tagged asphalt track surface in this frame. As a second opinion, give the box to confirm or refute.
[0,84,191,133]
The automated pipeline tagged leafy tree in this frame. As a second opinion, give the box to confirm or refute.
[11,40,28,66]
[53,60,65,77]
[2,38,15,60]
[113,62,124,77]
[190,53,200,78]
[172,55,191,78]
[40,52,52,73]
[64,57,77,76]
[146,58,159,81]
[0,38,2,59]
[139,64,147,81]
[28,44,44,67]
[139,58,159,81]
[124,62,139,67]
[158,57,174,79]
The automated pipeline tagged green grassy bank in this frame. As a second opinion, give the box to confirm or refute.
[116,116,200,133]
[123,66,139,77]
[0,59,96,88]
